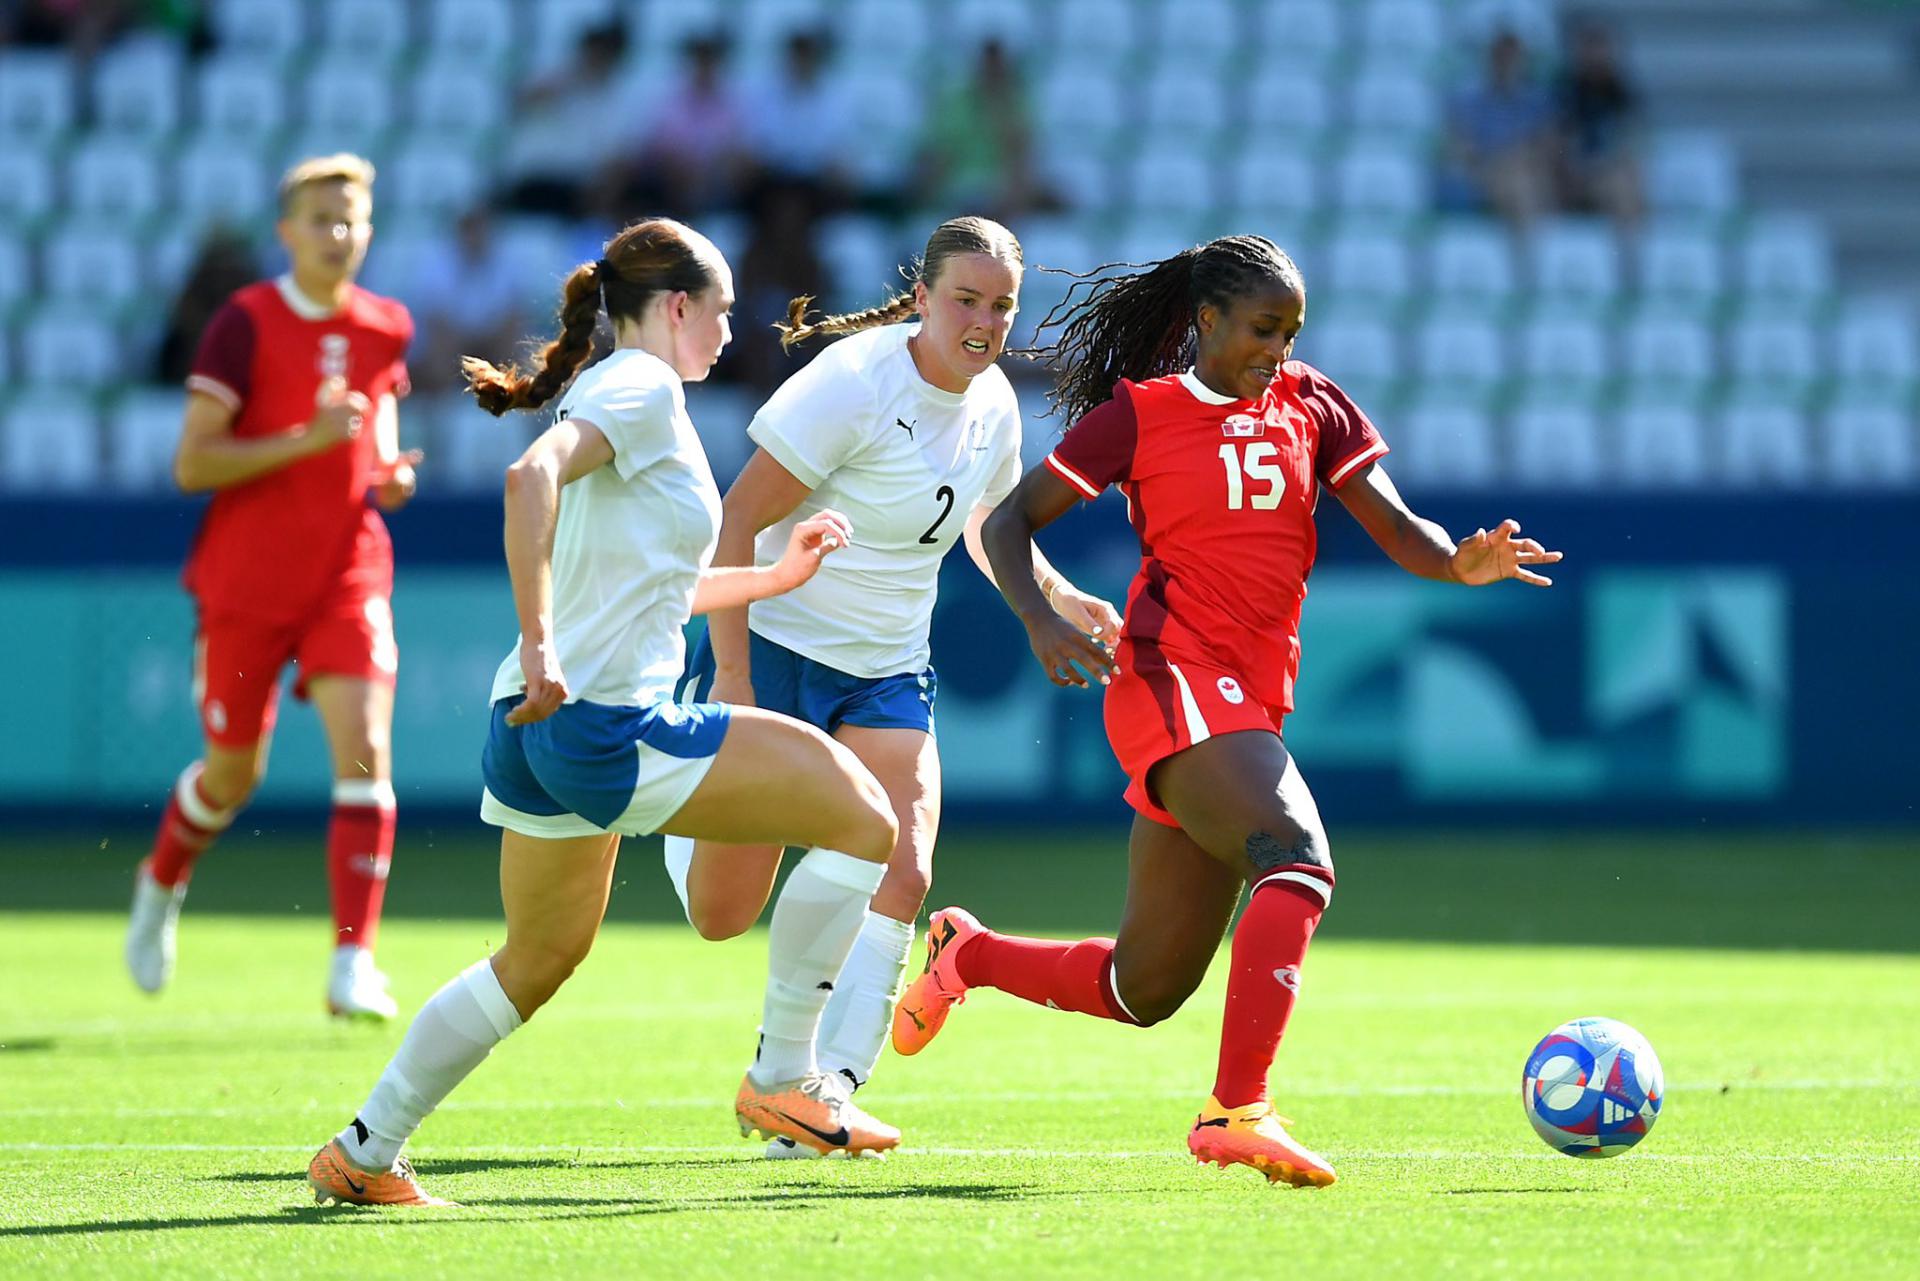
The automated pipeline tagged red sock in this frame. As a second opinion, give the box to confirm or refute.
[1212,869,1333,1109]
[328,780,396,951]
[954,931,1137,1023]
[147,764,233,888]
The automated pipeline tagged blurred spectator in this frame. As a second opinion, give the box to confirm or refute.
[743,30,854,199]
[500,19,645,221]
[915,38,1042,221]
[1554,18,1644,226]
[1443,30,1557,230]
[401,207,529,396]
[610,34,751,218]
[1,0,139,56]
[153,226,259,384]
[734,182,831,392]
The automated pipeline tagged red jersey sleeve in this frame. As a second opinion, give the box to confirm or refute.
[186,300,255,413]
[1298,363,1390,489]
[1044,383,1139,500]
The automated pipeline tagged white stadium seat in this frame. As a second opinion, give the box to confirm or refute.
[841,0,932,62]
[209,0,307,60]
[1142,65,1228,140]
[1647,131,1739,217]
[1397,395,1497,486]
[1348,64,1438,137]
[735,0,825,64]
[1251,0,1346,65]
[424,0,519,68]
[0,51,75,141]
[302,58,398,138]
[1623,307,1715,390]
[0,238,30,308]
[408,61,508,136]
[41,224,144,307]
[319,0,412,65]
[1124,146,1218,217]
[1415,312,1507,389]
[1249,71,1336,140]
[175,135,272,229]
[1145,0,1242,63]
[1361,0,1445,67]
[106,388,185,492]
[1304,313,1399,386]
[1529,219,1620,304]
[1635,222,1724,306]
[1325,230,1411,305]
[1428,221,1517,305]
[66,138,166,222]
[1824,398,1915,486]
[1520,311,1609,386]
[1833,304,1918,389]
[525,0,620,73]
[1727,313,1820,393]
[1720,400,1810,485]
[1053,0,1140,61]
[385,138,489,219]
[1616,400,1707,488]
[951,0,1036,49]
[0,147,57,224]
[1739,216,1833,301]
[20,306,121,388]
[1035,60,1127,154]
[1334,139,1426,219]
[196,57,289,138]
[1509,398,1604,487]
[90,38,184,138]
[1227,146,1321,219]
[428,392,544,491]
[1,391,102,491]
[817,215,906,312]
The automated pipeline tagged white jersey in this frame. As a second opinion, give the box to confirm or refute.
[490,349,721,707]
[746,323,1023,678]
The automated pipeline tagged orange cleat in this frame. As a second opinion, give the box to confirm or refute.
[735,1070,899,1156]
[307,1139,455,1207]
[890,906,983,1056]
[1188,1097,1337,1188]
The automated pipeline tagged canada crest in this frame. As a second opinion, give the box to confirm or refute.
[1221,412,1265,438]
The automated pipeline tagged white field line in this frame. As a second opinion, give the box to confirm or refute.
[0,1077,1911,1120]
[0,1141,1914,1165]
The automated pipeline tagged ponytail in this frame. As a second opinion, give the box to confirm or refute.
[776,292,918,350]
[463,260,603,416]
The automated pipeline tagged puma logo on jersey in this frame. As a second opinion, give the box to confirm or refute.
[896,417,916,440]
[1221,413,1265,438]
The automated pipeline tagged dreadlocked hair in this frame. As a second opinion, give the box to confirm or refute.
[1028,234,1303,424]
[776,214,1023,350]
[463,217,722,416]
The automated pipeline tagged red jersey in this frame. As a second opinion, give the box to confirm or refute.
[1045,362,1388,715]
[183,278,413,624]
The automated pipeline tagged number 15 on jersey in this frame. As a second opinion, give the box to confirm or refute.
[1219,441,1287,510]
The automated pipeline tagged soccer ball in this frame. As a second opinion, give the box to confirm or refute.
[1521,1017,1663,1157]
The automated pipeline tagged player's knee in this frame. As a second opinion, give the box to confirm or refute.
[873,860,931,918]
[496,935,594,1012]
[198,758,261,810]
[829,758,898,863]
[686,895,759,942]
[1113,963,1203,1027]
[1244,822,1333,882]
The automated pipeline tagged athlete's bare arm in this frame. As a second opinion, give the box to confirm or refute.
[1335,462,1562,587]
[173,383,368,493]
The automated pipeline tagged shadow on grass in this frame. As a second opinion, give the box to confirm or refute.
[1,1181,1049,1238]
[0,1037,56,1053]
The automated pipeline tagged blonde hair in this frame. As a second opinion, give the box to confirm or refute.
[277,153,376,215]
[777,215,1023,350]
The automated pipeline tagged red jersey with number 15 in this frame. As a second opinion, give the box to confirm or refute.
[183,278,413,625]
[1044,361,1388,716]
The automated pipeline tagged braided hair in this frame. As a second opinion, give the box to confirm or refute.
[463,217,722,416]
[1028,234,1304,423]
[776,215,1023,350]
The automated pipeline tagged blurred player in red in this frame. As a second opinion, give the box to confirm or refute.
[125,154,420,1020]
[893,235,1562,1185]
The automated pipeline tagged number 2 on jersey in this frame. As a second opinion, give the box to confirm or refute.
[1219,442,1286,510]
[918,484,956,544]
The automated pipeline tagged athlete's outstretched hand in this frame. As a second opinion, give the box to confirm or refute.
[771,509,854,592]
[1049,585,1123,644]
[373,449,425,512]
[508,638,571,726]
[1024,611,1118,689]
[1449,519,1563,587]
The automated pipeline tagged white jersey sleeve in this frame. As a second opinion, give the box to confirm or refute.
[979,390,1023,508]
[746,351,878,488]
[571,367,682,481]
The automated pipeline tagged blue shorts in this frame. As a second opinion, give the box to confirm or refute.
[679,628,936,736]
[479,695,731,839]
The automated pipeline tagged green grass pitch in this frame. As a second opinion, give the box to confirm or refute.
[2,828,1917,1279]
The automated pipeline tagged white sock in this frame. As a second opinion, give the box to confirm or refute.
[338,957,523,1170]
[749,848,886,1087]
[817,911,914,1088]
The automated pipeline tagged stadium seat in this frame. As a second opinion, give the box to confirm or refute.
[145,225,205,299]
[1428,221,1517,306]
[1727,313,1820,394]
[385,138,489,220]
[1348,64,1438,138]
[1035,60,1127,155]
[1528,219,1621,306]
[357,219,437,300]
[1739,215,1834,301]
[1249,70,1335,141]
[106,388,184,492]
[1414,312,1508,391]
[0,147,57,226]
[0,238,31,309]
[1509,398,1604,487]
[1719,399,1810,485]
[1647,130,1739,217]
[1457,0,1557,49]
[1824,398,1915,486]
[525,0,621,73]
[195,57,289,138]
[1519,310,1610,387]
[90,37,185,138]
[1616,399,1708,488]
[841,0,932,62]
[1360,0,1445,67]
[0,391,102,492]
[1833,304,1918,390]
[1124,146,1218,217]
[41,224,144,308]
[319,0,412,65]
[66,139,166,222]
[1143,65,1229,141]
[1396,395,1498,486]
[21,307,120,389]
[1250,0,1346,67]
[1110,214,1208,275]
[208,0,308,63]
[685,382,759,483]
[952,0,1036,48]
[817,215,905,312]
[407,61,508,137]
[1325,230,1411,307]
[1144,0,1241,62]
[0,51,76,142]
[735,0,825,64]
[1635,222,1724,307]
[1622,307,1716,391]
[423,0,518,69]
[1302,312,1399,387]
[1333,138,1426,220]
[301,58,398,140]
[427,392,542,491]
[1052,0,1139,60]
[1225,146,1321,222]
[840,69,922,190]
[175,135,272,229]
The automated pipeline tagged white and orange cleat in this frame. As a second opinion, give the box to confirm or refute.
[735,1070,899,1156]
[889,906,983,1056]
[307,1140,454,1207]
[1188,1096,1336,1188]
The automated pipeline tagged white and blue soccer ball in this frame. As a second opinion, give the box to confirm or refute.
[1522,1017,1663,1157]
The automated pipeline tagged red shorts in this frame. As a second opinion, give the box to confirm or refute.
[1103,640,1288,828]
[192,584,398,748]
